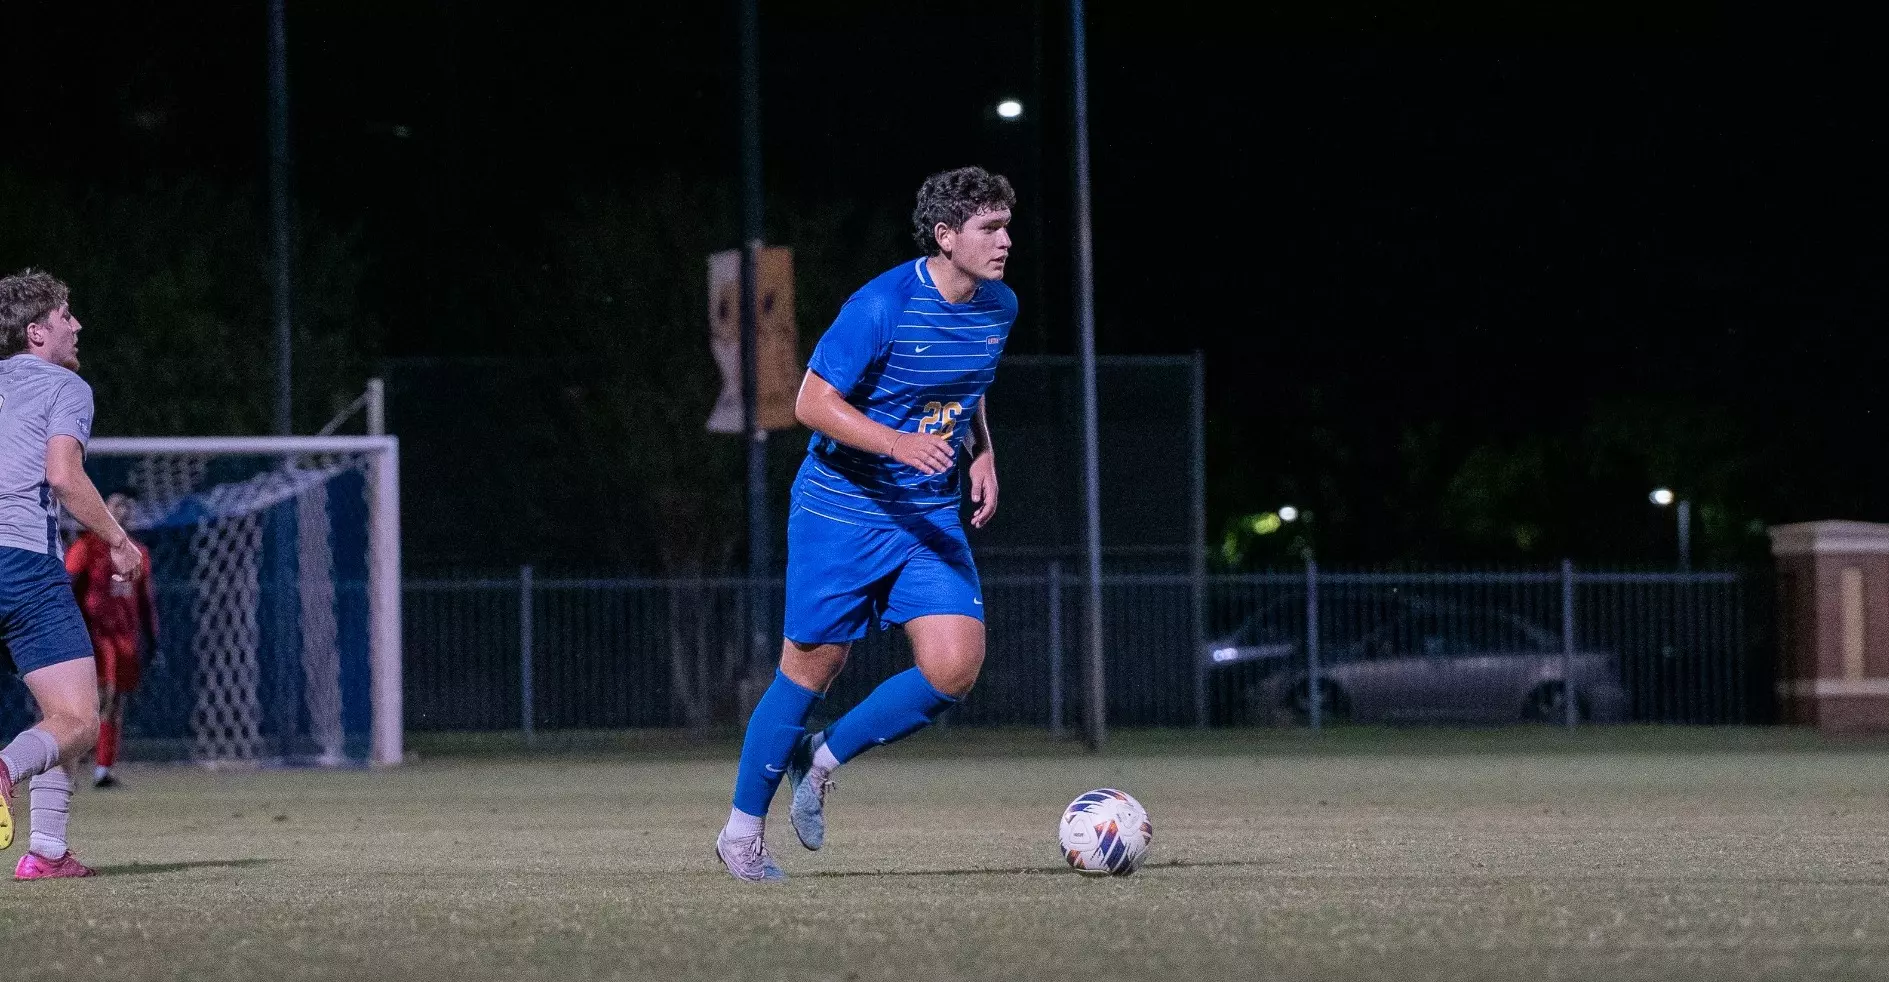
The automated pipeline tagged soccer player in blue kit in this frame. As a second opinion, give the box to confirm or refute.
[716,167,1017,881]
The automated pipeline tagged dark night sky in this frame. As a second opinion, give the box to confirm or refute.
[6,1,1886,554]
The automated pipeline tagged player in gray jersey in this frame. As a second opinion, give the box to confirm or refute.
[0,269,140,880]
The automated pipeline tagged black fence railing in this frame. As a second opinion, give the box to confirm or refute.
[398,566,1769,734]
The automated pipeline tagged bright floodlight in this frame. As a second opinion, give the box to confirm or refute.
[996,99,1024,119]
[1279,506,1300,523]
[1650,488,1675,507]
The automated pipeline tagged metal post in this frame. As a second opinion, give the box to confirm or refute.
[1305,556,1322,731]
[737,0,772,678]
[368,442,402,766]
[1071,0,1105,752]
[267,0,293,436]
[1029,0,1049,354]
[1683,504,1694,572]
[365,378,385,436]
[520,564,535,743]
[1561,559,1577,729]
[1189,351,1208,728]
[1048,561,1065,738]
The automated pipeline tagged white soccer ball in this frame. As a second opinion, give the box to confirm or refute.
[1058,788,1153,876]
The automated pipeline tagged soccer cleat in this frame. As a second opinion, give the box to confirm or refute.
[715,828,786,883]
[786,732,833,851]
[94,772,121,790]
[0,762,13,850]
[14,851,97,881]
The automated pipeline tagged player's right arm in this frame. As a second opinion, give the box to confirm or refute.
[46,436,140,579]
[798,290,954,476]
[795,372,953,476]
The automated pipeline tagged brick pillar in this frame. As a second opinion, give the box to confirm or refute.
[1768,521,1889,733]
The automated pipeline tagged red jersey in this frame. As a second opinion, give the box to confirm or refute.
[64,531,157,643]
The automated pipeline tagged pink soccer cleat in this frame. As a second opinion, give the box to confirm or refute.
[14,851,97,881]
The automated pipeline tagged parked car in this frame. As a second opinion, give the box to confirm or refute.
[1203,593,1628,725]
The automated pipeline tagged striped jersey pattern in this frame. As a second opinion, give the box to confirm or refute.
[793,258,1017,528]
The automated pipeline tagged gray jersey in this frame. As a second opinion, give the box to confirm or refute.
[0,354,93,555]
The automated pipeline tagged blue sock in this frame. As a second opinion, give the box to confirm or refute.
[731,670,823,818]
[822,668,957,766]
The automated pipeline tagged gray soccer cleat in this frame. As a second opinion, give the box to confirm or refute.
[786,732,834,851]
[715,828,786,883]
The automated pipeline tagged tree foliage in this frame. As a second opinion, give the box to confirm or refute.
[0,170,377,435]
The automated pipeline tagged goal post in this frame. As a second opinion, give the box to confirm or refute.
[83,435,402,767]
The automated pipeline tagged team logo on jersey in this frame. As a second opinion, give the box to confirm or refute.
[986,336,1002,354]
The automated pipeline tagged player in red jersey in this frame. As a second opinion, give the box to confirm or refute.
[64,492,155,789]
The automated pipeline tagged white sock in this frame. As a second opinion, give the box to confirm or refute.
[94,765,110,782]
[28,766,72,859]
[724,807,764,839]
[0,727,60,786]
[811,742,840,776]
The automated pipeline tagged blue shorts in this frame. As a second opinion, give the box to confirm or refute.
[0,546,94,678]
[783,503,984,645]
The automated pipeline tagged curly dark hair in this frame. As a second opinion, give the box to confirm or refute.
[912,166,1016,256]
[0,269,70,359]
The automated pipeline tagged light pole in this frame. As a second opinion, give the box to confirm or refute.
[267,0,293,435]
[1071,0,1104,752]
[1650,488,1691,571]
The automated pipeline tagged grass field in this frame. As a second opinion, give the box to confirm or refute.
[6,726,1889,981]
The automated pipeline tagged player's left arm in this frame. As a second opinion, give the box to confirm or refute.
[64,534,93,596]
[967,398,998,529]
[137,545,159,657]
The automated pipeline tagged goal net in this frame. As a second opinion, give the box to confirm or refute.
[62,436,403,767]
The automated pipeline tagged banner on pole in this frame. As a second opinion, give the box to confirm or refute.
[708,246,801,434]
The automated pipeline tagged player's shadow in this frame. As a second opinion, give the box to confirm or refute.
[94,858,274,878]
[805,858,1271,879]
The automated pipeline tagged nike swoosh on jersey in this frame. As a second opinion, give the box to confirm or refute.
[915,344,932,352]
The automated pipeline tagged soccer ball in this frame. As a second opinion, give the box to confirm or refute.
[1058,788,1153,876]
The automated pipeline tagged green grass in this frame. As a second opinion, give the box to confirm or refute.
[7,727,1889,981]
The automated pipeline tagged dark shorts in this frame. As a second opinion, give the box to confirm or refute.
[0,546,94,678]
[782,503,984,645]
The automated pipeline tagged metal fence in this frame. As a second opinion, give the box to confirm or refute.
[403,565,1770,735]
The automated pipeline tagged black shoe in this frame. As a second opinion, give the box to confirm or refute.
[93,774,120,789]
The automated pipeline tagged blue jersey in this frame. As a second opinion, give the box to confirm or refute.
[793,258,1017,528]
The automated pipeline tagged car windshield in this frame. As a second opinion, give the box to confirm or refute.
[1215,592,1557,659]
[1342,601,1557,660]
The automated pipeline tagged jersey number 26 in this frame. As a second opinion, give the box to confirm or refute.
[919,401,964,438]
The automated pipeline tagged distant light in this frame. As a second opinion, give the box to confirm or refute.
[1279,506,1300,523]
[1212,647,1240,663]
[1650,488,1675,507]
[996,99,1024,120]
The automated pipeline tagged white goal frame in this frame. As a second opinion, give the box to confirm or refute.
[86,435,403,766]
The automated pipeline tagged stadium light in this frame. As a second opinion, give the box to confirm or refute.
[1648,488,1692,570]
[996,99,1024,120]
[1279,505,1300,523]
